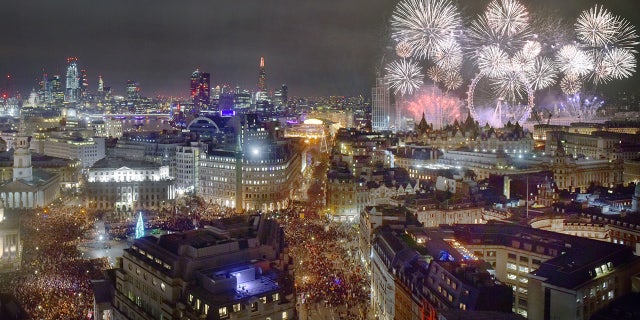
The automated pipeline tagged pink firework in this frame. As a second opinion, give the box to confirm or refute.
[403,85,463,129]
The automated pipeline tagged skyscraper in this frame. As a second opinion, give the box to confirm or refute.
[371,76,391,132]
[50,75,64,104]
[257,56,266,92]
[126,80,140,100]
[65,57,80,103]
[80,69,88,100]
[281,84,288,105]
[190,69,210,110]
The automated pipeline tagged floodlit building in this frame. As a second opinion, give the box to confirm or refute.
[84,157,176,213]
[198,140,301,212]
[0,205,20,272]
[372,77,391,132]
[0,136,60,209]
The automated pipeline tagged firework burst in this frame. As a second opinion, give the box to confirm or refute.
[477,45,509,77]
[560,74,582,95]
[390,0,461,60]
[395,41,413,58]
[433,38,463,71]
[575,5,618,48]
[525,57,557,90]
[555,45,593,77]
[602,48,636,80]
[486,0,530,37]
[385,59,424,96]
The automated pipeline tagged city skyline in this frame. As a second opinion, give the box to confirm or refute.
[2,0,640,98]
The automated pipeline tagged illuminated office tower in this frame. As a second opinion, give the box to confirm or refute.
[39,73,48,103]
[80,69,89,100]
[50,75,64,104]
[371,76,391,132]
[65,57,80,103]
[126,80,140,100]
[257,57,266,92]
[190,69,210,110]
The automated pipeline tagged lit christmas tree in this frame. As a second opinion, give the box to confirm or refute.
[135,212,144,239]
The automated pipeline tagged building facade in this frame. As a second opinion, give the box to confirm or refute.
[372,77,391,132]
[84,157,176,213]
[198,140,301,211]
[42,136,106,168]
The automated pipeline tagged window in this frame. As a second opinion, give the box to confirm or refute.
[519,266,530,273]
[204,304,209,315]
[251,302,258,312]
[507,273,517,280]
[260,296,267,304]
[272,293,280,301]
[233,303,241,312]
[520,256,529,263]
[218,307,228,317]
[508,253,517,260]
[459,303,466,310]
[519,277,529,284]
[507,263,517,270]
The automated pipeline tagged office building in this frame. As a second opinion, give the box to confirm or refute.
[198,139,301,212]
[93,215,295,320]
[190,69,210,110]
[372,77,391,132]
[65,57,80,103]
[257,57,266,92]
[41,136,106,168]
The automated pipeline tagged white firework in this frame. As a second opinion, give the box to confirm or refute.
[521,41,541,59]
[386,59,424,95]
[560,74,582,95]
[433,38,463,71]
[391,0,461,60]
[525,57,557,90]
[396,41,413,58]
[602,47,636,79]
[556,45,593,77]
[477,45,509,77]
[614,19,640,52]
[575,5,618,48]
[486,0,530,37]
[492,70,528,102]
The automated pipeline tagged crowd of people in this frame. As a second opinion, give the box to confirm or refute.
[0,206,108,320]
[0,186,372,320]
[273,208,370,319]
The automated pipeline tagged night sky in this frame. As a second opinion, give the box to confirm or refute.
[1,0,639,98]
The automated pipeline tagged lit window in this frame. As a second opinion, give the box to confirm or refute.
[233,303,241,312]
[507,273,517,280]
[219,307,228,317]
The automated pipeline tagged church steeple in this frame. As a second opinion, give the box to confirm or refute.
[13,122,32,181]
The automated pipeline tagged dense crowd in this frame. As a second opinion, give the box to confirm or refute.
[273,208,370,319]
[0,206,108,320]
